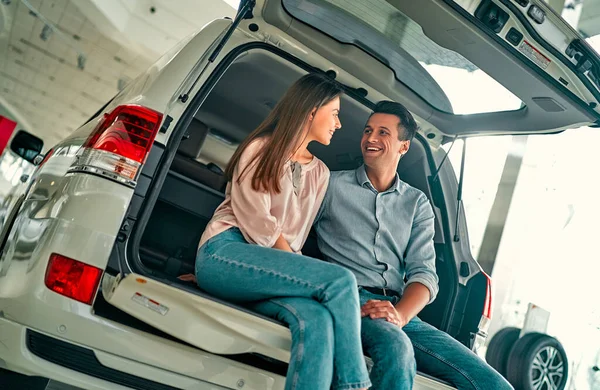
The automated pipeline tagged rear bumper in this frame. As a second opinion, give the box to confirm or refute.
[0,316,217,390]
[25,328,194,390]
[0,316,455,390]
[0,286,285,390]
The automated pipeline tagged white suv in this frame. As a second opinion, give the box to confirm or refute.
[1,0,599,389]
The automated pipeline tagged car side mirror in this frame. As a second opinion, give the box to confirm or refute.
[9,130,44,165]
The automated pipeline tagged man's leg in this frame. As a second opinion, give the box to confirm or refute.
[404,317,513,390]
[361,315,416,390]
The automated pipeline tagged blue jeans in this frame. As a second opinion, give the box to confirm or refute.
[195,228,371,390]
[359,289,513,390]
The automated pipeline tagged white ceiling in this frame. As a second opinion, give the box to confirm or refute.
[0,0,236,149]
[1,0,599,150]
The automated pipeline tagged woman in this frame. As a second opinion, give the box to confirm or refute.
[195,73,371,390]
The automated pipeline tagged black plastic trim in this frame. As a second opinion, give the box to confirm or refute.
[425,134,485,342]
[419,134,459,334]
[26,330,182,390]
[159,115,173,134]
[458,272,489,344]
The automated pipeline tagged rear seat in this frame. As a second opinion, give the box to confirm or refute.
[140,119,230,277]
[170,119,228,192]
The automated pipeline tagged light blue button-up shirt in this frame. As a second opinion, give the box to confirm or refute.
[314,165,439,302]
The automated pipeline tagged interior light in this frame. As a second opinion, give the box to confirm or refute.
[528,5,545,24]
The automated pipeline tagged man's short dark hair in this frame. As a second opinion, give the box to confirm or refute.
[369,101,418,141]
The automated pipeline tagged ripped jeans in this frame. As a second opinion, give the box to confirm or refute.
[195,228,371,390]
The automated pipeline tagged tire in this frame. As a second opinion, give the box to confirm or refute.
[486,327,521,377]
[506,332,568,390]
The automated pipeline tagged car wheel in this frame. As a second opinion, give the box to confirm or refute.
[486,326,521,377]
[506,332,568,390]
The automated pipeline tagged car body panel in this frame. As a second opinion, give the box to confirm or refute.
[1,0,595,389]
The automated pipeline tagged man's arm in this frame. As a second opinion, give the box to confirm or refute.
[394,282,430,324]
[362,194,438,327]
[394,195,438,322]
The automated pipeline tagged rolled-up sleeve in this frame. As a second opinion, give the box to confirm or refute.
[404,195,439,303]
[230,141,282,248]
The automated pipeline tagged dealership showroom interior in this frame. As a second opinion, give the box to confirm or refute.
[0,0,599,389]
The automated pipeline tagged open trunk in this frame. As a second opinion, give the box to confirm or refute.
[96,47,463,388]
[89,0,600,387]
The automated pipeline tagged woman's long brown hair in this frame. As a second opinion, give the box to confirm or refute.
[225,72,343,193]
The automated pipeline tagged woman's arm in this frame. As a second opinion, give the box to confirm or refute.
[230,140,283,248]
[273,234,293,252]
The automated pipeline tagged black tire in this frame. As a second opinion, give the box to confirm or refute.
[486,327,521,377]
[506,332,568,390]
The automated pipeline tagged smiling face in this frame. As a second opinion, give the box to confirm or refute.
[308,96,342,146]
[361,113,410,170]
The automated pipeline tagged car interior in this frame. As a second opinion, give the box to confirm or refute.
[134,49,455,338]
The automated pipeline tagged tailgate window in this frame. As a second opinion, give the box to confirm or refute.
[283,0,523,115]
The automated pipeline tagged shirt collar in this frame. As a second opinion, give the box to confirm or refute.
[356,164,400,194]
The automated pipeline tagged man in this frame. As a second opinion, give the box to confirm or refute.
[314,101,512,390]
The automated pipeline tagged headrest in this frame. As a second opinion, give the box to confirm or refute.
[178,120,209,158]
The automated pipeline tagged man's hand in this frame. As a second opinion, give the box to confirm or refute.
[361,300,408,328]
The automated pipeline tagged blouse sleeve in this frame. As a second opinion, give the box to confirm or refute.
[312,162,330,225]
[230,140,282,248]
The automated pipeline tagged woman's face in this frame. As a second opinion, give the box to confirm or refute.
[308,96,342,146]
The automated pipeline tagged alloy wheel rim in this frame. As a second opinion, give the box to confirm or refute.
[530,346,565,390]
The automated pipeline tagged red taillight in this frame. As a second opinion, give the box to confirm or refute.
[45,254,103,305]
[85,105,163,164]
[70,105,163,184]
[482,272,492,319]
